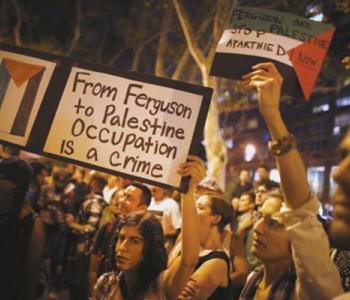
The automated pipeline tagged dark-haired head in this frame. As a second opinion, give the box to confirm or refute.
[113,212,167,298]
[90,173,107,192]
[0,157,33,191]
[130,182,152,207]
[208,194,233,232]
[257,164,271,183]
[30,161,48,186]
[197,193,232,233]
[258,164,269,172]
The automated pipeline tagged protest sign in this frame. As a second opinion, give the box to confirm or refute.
[210,7,335,100]
[0,44,212,192]
[0,50,56,144]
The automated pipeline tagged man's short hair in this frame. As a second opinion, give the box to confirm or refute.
[0,157,33,188]
[266,189,284,202]
[91,173,107,191]
[131,182,152,207]
[258,164,269,172]
[241,190,255,203]
[30,162,47,177]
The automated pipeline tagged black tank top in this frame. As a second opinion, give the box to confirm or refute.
[194,250,232,300]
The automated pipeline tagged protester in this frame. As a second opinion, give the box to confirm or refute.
[89,183,151,296]
[233,191,260,272]
[0,157,44,300]
[71,167,90,214]
[26,161,48,212]
[148,186,181,251]
[37,168,75,297]
[18,196,46,300]
[174,192,233,299]
[103,175,119,205]
[255,164,280,190]
[231,169,253,201]
[65,173,107,300]
[240,61,343,299]
[331,126,350,300]
[94,155,203,299]
[254,184,268,209]
[99,188,123,229]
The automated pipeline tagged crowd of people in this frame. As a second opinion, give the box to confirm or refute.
[1,62,350,300]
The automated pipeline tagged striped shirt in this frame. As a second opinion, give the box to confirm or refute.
[75,192,106,255]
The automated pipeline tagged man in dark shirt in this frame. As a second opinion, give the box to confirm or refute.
[232,169,253,200]
[255,164,280,190]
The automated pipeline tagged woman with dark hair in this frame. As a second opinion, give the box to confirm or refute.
[179,193,233,300]
[96,213,167,299]
[95,155,204,300]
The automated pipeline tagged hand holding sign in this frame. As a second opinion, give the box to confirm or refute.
[177,154,206,192]
[210,7,335,100]
[242,62,283,119]
[0,44,212,192]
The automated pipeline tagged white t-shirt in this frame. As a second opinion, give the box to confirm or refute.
[148,197,181,235]
[102,186,117,204]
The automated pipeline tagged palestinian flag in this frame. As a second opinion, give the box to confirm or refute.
[0,58,45,136]
[210,7,335,100]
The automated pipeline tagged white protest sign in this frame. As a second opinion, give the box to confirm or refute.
[216,29,300,67]
[44,67,204,188]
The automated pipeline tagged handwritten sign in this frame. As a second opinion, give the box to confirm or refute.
[0,44,212,192]
[210,7,335,100]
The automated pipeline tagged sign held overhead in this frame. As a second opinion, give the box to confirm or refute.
[210,7,335,100]
[0,44,212,192]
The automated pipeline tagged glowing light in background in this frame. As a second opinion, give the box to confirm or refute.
[244,144,256,162]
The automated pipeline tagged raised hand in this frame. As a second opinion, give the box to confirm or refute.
[177,155,206,193]
[241,62,283,120]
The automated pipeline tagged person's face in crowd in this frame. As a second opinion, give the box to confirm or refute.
[36,169,48,186]
[67,164,76,176]
[255,185,268,206]
[238,194,254,213]
[110,189,124,216]
[257,167,269,182]
[118,185,146,216]
[107,175,118,188]
[53,170,68,190]
[73,168,84,182]
[252,214,290,261]
[151,186,167,201]
[239,170,250,184]
[115,225,144,271]
[196,195,220,229]
[89,177,104,193]
[231,197,239,210]
[330,129,350,250]
[116,177,131,189]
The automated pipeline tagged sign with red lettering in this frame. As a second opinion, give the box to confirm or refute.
[210,7,335,100]
[0,44,212,192]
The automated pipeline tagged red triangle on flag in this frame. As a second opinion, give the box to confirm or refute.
[287,27,335,101]
[4,58,45,87]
